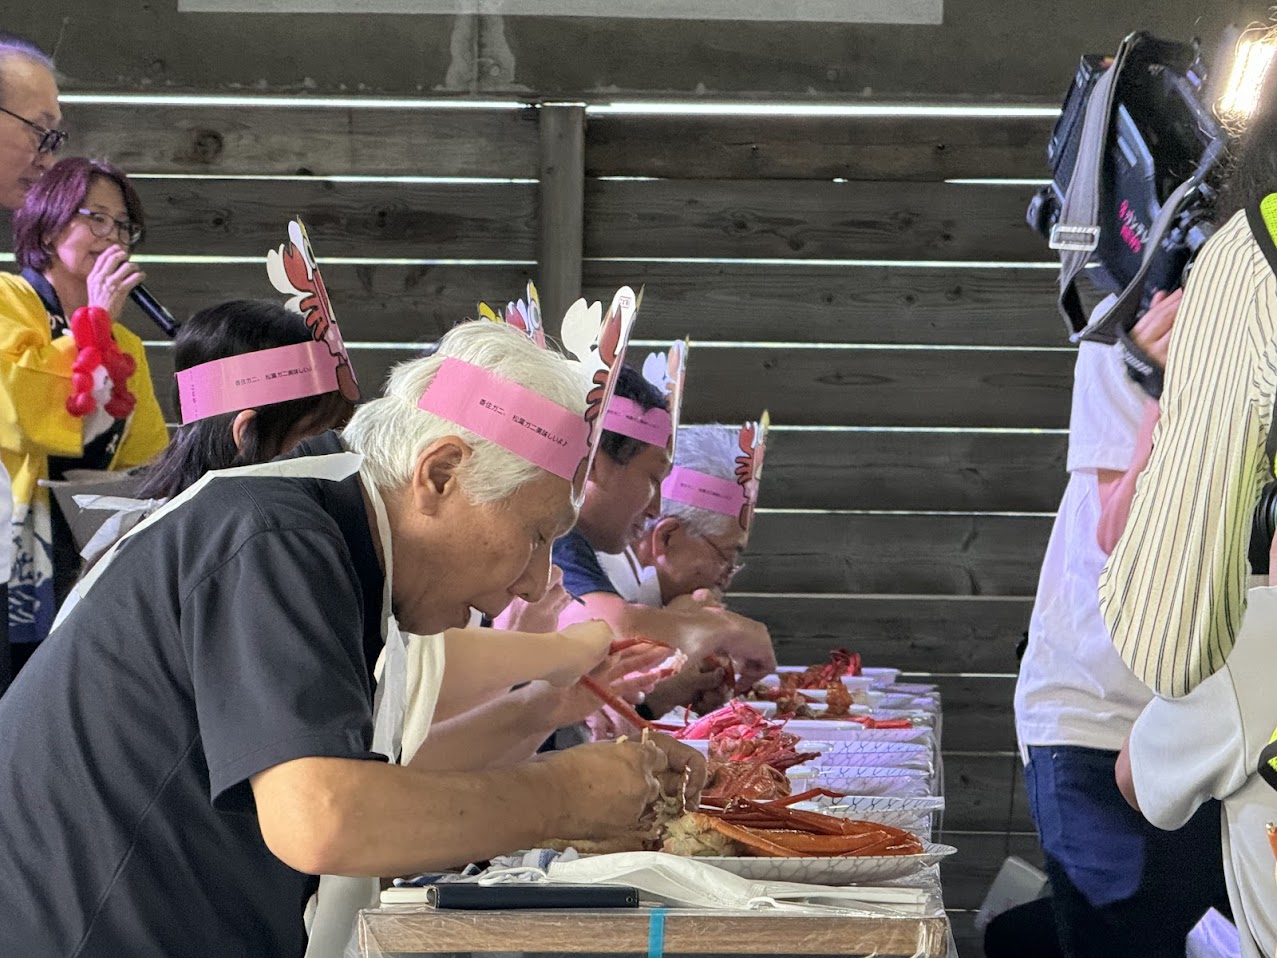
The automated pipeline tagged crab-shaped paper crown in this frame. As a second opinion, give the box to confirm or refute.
[419,284,641,508]
[174,218,359,425]
[266,218,359,403]
[478,281,547,348]
[558,287,641,504]
[661,412,768,531]
[734,411,770,536]
[634,339,688,457]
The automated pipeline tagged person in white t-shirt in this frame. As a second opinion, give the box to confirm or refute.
[1014,293,1229,957]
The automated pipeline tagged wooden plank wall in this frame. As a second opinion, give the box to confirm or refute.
[59,98,1064,955]
[4,0,1264,98]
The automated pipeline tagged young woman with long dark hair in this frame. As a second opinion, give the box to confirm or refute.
[134,299,357,502]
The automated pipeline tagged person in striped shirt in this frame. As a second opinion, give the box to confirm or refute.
[1098,62,1277,699]
[1109,56,1277,958]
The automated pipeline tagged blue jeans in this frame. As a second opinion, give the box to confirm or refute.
[1025,745,1230,958]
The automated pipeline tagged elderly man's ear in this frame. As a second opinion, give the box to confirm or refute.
[411,437,470,515]
[651,516,683,558]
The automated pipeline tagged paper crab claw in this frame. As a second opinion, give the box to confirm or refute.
[560,297,603,365]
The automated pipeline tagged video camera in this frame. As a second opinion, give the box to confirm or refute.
[1034,31,1277,572]
[1026,31,1230,397]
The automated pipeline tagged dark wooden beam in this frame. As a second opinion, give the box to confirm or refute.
[756,429,1067,512]
[9,0,1261,98]
[537,104,586,327]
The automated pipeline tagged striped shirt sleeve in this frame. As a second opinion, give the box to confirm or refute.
[1098,209,1277,697]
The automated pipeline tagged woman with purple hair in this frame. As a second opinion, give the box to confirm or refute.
[0,156,167,670]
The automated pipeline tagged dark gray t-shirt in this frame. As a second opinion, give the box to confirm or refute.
[0,432,385,957]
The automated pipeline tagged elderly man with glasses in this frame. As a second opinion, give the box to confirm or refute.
[0,33,63,694]
[0,34,62,213]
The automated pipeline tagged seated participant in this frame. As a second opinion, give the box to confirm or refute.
[413,371,774,766]
[72,299,360,565]
[136,298,358,501]
[0,320,703,958]
[553,365,775,693]
[0,156,167,664]
[600,422,754,605]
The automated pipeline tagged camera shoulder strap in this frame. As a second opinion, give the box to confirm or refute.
[1057,33,1218,348]
[1082,175,1203,347]
[1052,33,1139,339]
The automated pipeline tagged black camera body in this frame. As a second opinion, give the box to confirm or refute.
[1026,32,1229,364]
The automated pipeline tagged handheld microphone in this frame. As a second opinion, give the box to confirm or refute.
[129,284,180,338]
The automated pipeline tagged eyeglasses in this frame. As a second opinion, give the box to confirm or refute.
[698,534,746,579]
[0,106,68,155]
[77,209,144,247]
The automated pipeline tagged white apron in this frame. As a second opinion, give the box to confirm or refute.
[51,452,444,958]
[304,473,443,958]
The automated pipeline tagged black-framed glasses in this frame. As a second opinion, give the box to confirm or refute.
[0,105,68,155]
[77,208,144,247]
[698,534,746,579]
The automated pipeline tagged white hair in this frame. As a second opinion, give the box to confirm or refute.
[660,424,743,537]
[342,321,588,504]
[0,38,55,105]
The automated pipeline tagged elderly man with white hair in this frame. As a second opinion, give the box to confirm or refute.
[601,423,751,607]
[0,321,704,958]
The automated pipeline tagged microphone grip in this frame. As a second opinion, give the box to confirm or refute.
[129,284,180,338]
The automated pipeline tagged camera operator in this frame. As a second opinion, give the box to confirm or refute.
[1098,51,1277,699]
[1014,289,1229,958]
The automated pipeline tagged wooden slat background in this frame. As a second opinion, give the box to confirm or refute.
[143,343,1075,429]
[62,104,541,178]
[129,178,539,259]
[585,262,1069,347]
[585,179,1046,262]
[6,1,1260,100]
[60,97,1061,957]
[586,115,1056,181]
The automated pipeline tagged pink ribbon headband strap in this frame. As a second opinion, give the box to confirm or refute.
[176,340,340,425]
[603,396,673,448]
[417,357,589,482]
[661,466,744,517]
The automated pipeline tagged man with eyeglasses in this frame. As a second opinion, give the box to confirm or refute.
[0,34,61,213]
[599,423,751,608]
[0,34,62,694]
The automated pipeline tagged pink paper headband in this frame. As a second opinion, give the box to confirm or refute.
[176,340,340,425]
[603,396,673,448]
[661,466,744,517]
[417,357,589,481]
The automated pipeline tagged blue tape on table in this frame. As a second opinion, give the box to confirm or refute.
[647,906,667,958]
